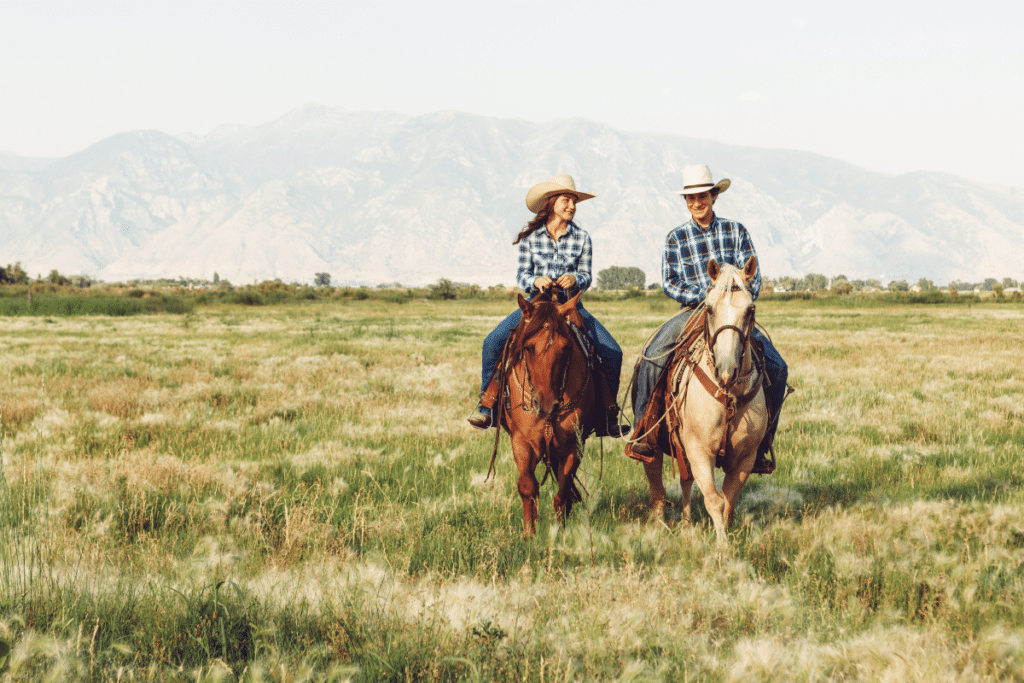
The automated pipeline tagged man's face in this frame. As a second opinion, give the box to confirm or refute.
[685,190,716,226]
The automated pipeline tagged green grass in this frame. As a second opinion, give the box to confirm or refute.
[1,297,1023,680]
[0,295,192,316]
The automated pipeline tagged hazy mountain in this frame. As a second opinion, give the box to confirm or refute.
[2,104,1023,286]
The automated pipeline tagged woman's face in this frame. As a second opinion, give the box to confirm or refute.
[550,194,577,223]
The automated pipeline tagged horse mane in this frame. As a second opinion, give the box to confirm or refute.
[510,290,568,357]
[705,263,748,306]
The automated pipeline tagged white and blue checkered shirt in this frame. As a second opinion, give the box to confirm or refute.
[662,215,761,307]
[516,221,592,302]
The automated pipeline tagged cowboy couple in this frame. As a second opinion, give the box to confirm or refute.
[468,165,789,473]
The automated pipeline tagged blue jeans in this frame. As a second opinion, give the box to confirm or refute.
[631,309,788,431]
[478,304,623,413]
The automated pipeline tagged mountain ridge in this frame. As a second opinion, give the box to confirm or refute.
[2,105,1022,286]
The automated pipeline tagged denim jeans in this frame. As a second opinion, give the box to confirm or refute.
[631,309,788,428]
[478,304,622,413]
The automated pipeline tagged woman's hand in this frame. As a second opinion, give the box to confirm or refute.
[555,274,577,289]
[534,276,554,292]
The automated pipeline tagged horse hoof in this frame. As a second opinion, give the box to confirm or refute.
[647,501,666,523]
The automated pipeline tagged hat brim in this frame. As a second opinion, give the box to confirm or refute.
[526,184,596,213]
[677,179,730,196]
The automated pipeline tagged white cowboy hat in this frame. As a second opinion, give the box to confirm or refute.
[677,164,730,196]
[525,174,596,213]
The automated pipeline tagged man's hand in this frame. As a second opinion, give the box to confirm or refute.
[534,276,554,291]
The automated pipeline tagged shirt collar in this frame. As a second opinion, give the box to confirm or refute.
[687,214,718,233]
[536,220,578,242]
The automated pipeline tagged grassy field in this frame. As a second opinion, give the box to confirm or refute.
[1,295,1023,681]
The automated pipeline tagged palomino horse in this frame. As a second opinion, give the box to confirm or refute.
[488,289,598,536]
[643,256,768,544]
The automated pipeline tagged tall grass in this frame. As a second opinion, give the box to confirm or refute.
[0,298,1022,679]
[0,295,192,316]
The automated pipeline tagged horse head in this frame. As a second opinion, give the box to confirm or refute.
[515,290,582,420]
[704,256,757,389]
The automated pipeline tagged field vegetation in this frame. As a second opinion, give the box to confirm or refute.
[1,292,1023,681]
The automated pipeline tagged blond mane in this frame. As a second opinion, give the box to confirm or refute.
[705,263,749,306]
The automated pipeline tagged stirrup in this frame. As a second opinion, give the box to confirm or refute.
[625,440,656,463]
[467,411,493,430]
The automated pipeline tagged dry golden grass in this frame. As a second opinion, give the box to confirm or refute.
[0,298,1023,680]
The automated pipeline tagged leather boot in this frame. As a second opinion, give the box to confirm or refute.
[595,406,630,438]
[624,385,667,463]
[467,373,500,430]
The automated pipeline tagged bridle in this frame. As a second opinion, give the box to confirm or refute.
[705,282,756,367]
[510,307,591,421]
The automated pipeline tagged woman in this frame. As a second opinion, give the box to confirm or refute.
[468,174,628,437]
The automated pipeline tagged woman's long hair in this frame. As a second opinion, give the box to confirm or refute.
[513,195,559,245]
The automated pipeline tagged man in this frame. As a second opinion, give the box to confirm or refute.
[625,165,788,471]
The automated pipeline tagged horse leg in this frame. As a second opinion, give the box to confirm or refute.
[517,466,540,536]
[721,469,751,529]
[553,449,581,526]
[688,449,728,544]
[679,474,694,525]
[642,453,667,521]
[513,439,541,536]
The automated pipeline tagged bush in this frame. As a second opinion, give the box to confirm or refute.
[232,290,266,306]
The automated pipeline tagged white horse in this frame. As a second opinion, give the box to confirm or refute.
[642,256,768,544]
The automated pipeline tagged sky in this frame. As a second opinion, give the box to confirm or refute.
[2,0,1023,188]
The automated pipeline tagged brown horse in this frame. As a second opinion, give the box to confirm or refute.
[489,289,598,536]
[643,257,768,544]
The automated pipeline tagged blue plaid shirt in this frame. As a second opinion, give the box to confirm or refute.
[516,221,592,301]
[662,215,761,307]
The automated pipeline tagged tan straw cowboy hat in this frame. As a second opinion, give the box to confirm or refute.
[677,164,731,196]
[525,174,596,213]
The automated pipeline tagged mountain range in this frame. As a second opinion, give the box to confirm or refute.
[2,103,1023,287]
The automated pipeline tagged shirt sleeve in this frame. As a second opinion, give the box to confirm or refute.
[735,224,762,299]
[516,238,538,296]
[573,232,592,294]
[662,230,703,307]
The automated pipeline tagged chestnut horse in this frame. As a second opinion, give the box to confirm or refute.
[643,257,768,544]
[487,289,598,536]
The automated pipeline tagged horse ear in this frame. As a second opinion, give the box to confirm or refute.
[743,255,758,283]
[557,292,582,317]
[706,258,720,281]
[517,294,532,316]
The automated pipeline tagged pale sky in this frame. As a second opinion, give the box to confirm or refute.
[3,0,1023,188]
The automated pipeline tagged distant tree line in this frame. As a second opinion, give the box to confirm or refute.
[0,262,31,285]
[765,274,1022,294]
[7,263,1021,301]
